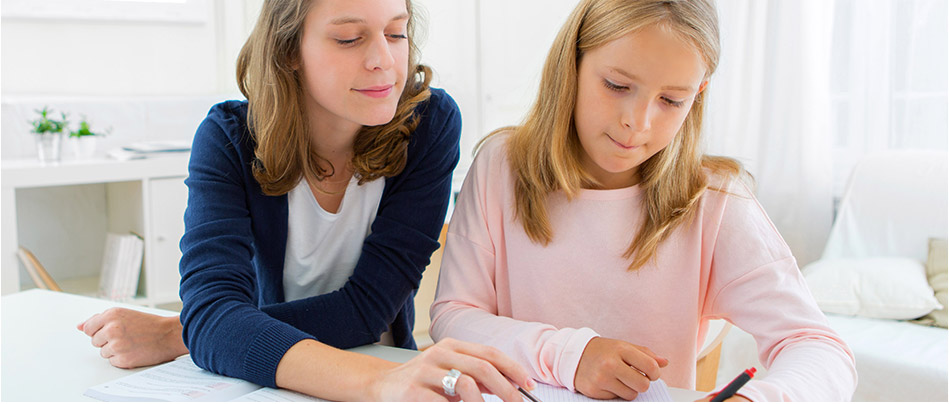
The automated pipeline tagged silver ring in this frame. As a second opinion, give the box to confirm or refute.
[442,368,462,396]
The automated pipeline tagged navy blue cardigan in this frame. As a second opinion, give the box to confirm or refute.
[178,88,461,387]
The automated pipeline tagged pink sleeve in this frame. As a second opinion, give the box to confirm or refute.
[429,140,598,391]
[705,185,857,401]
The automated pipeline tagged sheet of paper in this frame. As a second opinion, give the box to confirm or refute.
[84,356,261,402]
[231,387,326,402]
[483,379,672,402]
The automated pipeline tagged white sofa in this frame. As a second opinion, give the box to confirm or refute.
[719,150,948,401]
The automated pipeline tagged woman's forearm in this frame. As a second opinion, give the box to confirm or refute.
[275,339,392,401]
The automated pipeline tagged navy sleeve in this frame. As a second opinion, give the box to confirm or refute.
[178,104,311,388]
[259,89,462,347]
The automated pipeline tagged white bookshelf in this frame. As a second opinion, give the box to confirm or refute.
[1,154,190,306]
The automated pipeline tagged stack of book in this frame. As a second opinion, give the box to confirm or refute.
[97,233,145,302]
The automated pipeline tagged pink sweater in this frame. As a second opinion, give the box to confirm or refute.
[430,135,856,401]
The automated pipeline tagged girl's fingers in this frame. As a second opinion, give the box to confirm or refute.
[603,375,640,401]
[614,364,651,395]
[635,345,669,368]
[619,348,661,381]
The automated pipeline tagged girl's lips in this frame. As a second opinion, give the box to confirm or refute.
[607,134,638,150]
[354,85,394,98]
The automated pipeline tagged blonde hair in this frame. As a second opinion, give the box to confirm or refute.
[237,0,432,195]
[501,0,743,271]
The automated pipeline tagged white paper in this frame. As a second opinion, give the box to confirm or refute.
[84,357,262,402]
[483,379,672,402]
[231,387,327,402]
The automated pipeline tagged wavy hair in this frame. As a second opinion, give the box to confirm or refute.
[237,0,432,195]
[501,0,744,271]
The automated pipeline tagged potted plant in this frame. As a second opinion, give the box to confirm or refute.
[29,106,68,163]
[69,116,108,159]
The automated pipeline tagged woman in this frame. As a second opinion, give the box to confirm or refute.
[78,0,532,401]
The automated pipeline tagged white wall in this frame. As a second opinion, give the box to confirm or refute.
[1,0,262,287]
[415,0,579,189]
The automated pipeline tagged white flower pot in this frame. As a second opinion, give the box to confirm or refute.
[35,132,64,164]
[70,136,98,159]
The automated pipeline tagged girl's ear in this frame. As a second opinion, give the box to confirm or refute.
[698,80,709,94]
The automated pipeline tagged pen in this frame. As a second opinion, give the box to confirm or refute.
[518,386,541,402]
[710,367,756,402]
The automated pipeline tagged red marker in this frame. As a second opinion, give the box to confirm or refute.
[710,367,756,402]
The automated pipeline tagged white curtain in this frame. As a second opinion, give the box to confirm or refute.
[704,0,836,267]
[829,0,948,193]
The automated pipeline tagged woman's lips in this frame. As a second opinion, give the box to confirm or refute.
[354,84,394,98]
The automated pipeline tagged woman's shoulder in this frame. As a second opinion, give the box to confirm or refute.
[415,87,460,129]
[191,100,254,165]
[201,100,249,136]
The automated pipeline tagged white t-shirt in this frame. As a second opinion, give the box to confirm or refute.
[283,176,394,345]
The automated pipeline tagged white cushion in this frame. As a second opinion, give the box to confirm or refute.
[803,257,942,319]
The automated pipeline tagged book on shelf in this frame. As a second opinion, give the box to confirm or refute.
[107,140,192,161]
[97,232,144,302]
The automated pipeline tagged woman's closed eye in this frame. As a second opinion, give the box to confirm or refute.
[336,37,361,46]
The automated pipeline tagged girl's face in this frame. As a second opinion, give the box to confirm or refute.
[574,24,707,189]
[298,0,409,134]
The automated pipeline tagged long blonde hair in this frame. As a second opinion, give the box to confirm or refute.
[503,0,743,271]
[237,0,432,195]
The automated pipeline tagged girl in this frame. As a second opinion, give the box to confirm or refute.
[428,0,857,401]
[78,0,533,401]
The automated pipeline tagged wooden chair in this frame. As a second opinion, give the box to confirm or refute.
[16,246,62,292]
[695,319,733,391]
[413,224,449,349]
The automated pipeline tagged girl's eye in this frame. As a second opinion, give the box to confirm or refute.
[661,97,685,108]
[603,79,628,92]
[336,37,361,46]
[387,34,408,41]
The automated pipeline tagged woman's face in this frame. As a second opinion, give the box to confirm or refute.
[298,0,410,134]
[574,24,707,189]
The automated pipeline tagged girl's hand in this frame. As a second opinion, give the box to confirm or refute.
[695,393,752,401]
[77,309,187,369]
[371,338,536,402]
[574,337,668,400]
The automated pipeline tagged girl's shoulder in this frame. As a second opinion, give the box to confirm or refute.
[699,167,759,217]
[473,130,514,167]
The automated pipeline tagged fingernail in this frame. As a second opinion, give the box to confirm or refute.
[528,379,537,389]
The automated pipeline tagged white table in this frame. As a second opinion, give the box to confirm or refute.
[1,289,704,401]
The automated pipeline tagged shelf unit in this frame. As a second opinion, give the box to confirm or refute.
[1,154,190,306]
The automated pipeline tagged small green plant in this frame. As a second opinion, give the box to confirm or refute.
[70,116,108,138]
[29,106,68,135]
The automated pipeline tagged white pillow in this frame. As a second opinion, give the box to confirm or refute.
[802,257,942,320]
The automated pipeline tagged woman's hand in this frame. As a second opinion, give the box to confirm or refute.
[77,308,188,369]
[371,338,536,402]
[574,336,669,400]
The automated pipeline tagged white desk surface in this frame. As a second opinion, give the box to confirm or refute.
[1,289,704,402]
